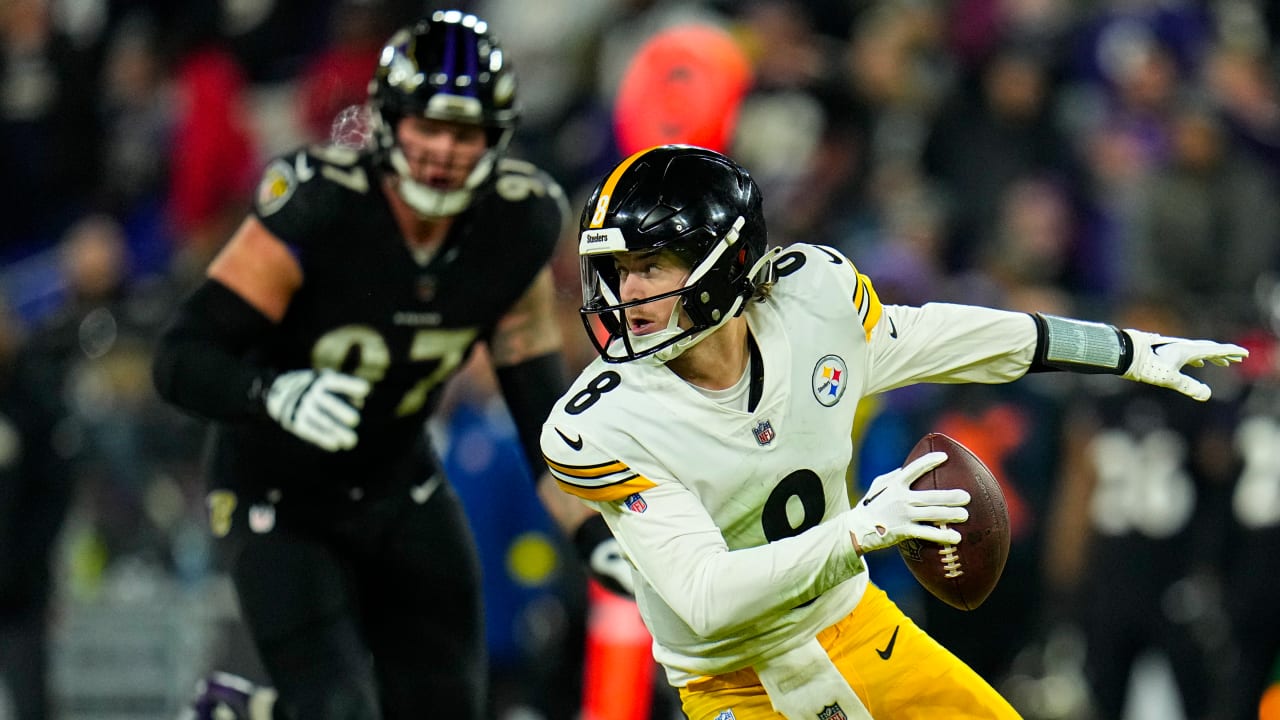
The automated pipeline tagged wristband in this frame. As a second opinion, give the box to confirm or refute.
[1029,313,1134,374]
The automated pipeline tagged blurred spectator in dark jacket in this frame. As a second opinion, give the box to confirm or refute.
[1131,103,1280,332]
[0,0,102,251]
[923,39,1075,275]
[0,292,73,720]
[26,216,195,585]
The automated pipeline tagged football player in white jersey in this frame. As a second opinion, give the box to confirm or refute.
[540,145,1249,720]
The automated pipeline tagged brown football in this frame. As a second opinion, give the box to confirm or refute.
[897,432,1010,611]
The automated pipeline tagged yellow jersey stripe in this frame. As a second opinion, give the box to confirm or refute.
[545,457,631,479]
[588,147,656,229]
[844,258,882,341]
[556,474,658,502]
[857,274,882,342]
[851,261,865,309]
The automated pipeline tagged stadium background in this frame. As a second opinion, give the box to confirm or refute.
[1,0,1279,718]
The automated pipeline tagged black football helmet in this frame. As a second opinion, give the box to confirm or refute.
[579,145,775,363]
[369,10,518,216]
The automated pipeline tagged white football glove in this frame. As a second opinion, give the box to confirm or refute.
[847,451,970,554]
[1122,329,1248,402]
[264,369,371,452]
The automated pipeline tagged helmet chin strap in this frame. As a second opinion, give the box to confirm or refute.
[388,148,497,218]
[624,302,686,362]
[622,290,749,365]
[395,177,472,217]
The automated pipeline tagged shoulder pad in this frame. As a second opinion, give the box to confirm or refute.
[254,144,375,216]
[491,158,568,213]
[774,243,883,341]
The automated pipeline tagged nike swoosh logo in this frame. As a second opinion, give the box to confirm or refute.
[862,487,887,506]
[887,315,898,339]
[555,428,584,451]
[1151,342,1173,355]
[817,247,844,264]
[876,625,900,660]
[295,152,315,182]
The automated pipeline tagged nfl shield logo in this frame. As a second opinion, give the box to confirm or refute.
[817,703,847,720]
[625,493,648,513]
[753,419,776,446]
[714,711,736,720]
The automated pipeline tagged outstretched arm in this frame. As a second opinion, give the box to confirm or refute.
[1029,313,1248,401]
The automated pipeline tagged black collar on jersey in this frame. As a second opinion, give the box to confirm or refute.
[747,331,764,413]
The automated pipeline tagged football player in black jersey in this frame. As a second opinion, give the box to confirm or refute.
[153,11,605,720]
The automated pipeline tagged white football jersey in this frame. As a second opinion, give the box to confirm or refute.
[542,243,1037,685]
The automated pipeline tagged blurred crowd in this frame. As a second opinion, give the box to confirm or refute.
[2,0,1280,719]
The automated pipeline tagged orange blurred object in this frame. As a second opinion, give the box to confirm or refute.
[613,24,753,155]
[1261,683,1280,720]
[581,580,655,720]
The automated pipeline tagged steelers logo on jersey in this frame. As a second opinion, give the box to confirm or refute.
[256,158,297,217]
[812,354,848,407]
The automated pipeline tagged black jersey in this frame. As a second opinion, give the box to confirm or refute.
[212,144,565,498]
[1082,383,1234,576]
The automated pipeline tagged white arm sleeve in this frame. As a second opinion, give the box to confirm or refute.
[597,481,866,640]
[865,302,1038,396]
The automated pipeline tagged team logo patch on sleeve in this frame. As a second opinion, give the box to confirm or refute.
[811,355,848,407]
[256,158,297,216]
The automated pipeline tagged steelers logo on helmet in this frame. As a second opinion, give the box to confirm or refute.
[369,11,520,217]
[811,355,848,407]
[577,145,776,364]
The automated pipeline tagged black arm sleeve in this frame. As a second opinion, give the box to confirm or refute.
[494,351,569,481]
[152,279,276,421]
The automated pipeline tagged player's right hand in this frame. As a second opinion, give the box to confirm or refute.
[847,451,969,554]
[264,369,371,452]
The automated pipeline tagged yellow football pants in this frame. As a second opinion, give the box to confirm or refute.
[678,584,1022,719]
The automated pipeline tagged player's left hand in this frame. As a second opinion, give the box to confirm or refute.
[1122,329,1248,401]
